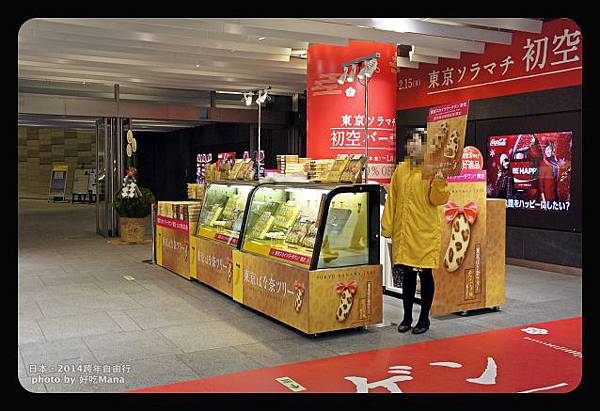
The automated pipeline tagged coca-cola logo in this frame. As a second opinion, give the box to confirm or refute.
[489,138,507,147]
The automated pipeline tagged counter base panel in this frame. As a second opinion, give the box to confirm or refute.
[192,236,234,297]
[155,225,191,280]
[235,251,382,334]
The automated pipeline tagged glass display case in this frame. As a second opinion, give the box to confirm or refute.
[195,181,259,246]
[240,183,380,270]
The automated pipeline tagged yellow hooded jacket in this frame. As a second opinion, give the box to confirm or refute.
[381,161,450,269]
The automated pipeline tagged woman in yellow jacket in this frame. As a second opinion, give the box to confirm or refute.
[382,134,450,334]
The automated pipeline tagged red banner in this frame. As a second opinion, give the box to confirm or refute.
[307,41,398,183]
[156,215,189,234]
[397,18,582,110]
[214,233,238,246]
[269,248,311,266]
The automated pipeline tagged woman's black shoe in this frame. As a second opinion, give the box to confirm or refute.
[397,324,411,333]
[412,325,429,334]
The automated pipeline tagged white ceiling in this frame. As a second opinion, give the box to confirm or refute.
[18,18,544,99]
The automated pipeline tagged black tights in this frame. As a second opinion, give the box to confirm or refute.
[396,264,435,328]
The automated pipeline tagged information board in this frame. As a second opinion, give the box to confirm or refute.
[48,165,69,202]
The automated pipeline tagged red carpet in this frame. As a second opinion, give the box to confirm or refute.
[132,317,581,393]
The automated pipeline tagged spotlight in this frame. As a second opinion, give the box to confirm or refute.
[337,65,349,84]
[257,89,268,104]
[243,92,252,106]
[346,64,357,82]
[364,59,378,78]
[357,63,367,80]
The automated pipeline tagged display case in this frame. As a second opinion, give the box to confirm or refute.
[240,183,380,270]
[233,183,383,335]
[190,181,261,296]
[195,181,258,247]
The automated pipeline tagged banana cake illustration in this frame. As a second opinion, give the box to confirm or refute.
[442,201,479,273]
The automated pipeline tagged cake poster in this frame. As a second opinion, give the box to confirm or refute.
[424,101,469,179]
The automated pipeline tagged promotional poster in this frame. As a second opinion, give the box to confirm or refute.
[424,101,469,179]
[307,41,398,183]
[432,169,487,315]
[487,132,572,211]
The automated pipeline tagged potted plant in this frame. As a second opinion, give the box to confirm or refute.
[112,131,155,243]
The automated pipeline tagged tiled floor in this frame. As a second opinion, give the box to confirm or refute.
[17,199,582,393]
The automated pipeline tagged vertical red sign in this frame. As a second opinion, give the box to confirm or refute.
[307,41,398,183]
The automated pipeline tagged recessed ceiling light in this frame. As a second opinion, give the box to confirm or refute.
[195,64,200,68]
[258,36,266,41]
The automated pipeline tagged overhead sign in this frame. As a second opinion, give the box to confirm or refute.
[397,18,582,110]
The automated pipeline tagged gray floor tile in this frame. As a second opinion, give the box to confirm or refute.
[177,347,263,379]
[106,311,142,332]
[158,320,259,353]
[18,275,47,292]
[83,329,183,363]
[234,338,338,367]
[36,294,141,318]
[120,354,199,390]
[19,319,46,345]
[419,319,490,339]
[18,299,45,321]
[18,374,48,393]
[20,283,107,302]
[122,303,213,330]
[19,337,98,376]
[37,312,122,341]
[314,327,432,355]
[38,272,99,287]
[126,290,191,308]
[43,354,199,393]
[94,279,149,295]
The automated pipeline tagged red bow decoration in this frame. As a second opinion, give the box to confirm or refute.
[444,201,479,224]
[335,280,358,295]
[294,281,305,292]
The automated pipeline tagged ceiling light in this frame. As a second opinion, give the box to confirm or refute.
[337,65,349,84]
[258,36,266,41]
[346,64,357,82]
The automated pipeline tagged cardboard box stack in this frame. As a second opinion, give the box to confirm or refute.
[187,183,206,201]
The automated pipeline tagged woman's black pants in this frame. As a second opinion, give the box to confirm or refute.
[395,264,435,327]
